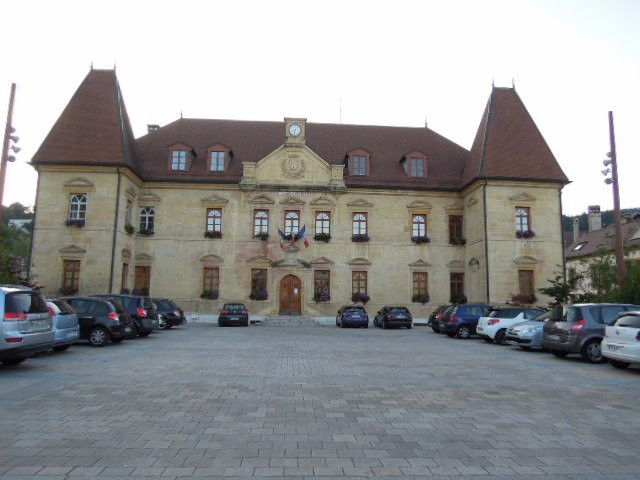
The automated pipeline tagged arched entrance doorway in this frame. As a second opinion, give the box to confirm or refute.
[279,274,302,315]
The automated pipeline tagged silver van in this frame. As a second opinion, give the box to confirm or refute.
[0,286,54,365]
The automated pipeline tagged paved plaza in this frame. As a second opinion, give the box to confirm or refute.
[1,323,640,479]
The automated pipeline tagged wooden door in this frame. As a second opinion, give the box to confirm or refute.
[279,275,302,315]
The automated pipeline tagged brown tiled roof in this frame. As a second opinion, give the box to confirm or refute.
[566,220,640,259]
[31,69,140,170]
[32,71,569,190]
[461,87,568,187]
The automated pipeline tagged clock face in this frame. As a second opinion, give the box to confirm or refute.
[289,123,302,137]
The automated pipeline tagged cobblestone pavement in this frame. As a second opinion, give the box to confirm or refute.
[1,323,640,480]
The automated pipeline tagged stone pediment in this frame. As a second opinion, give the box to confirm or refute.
[310,196,336,206]
[311,257,335,266]
[121,248,131,259]
[447,260,465,269]
[135,253,155,262]
[509,192,536,202]
[444,202,464,211]
[347,198,374,208]
[407,200,433,210]
[59,244,86,254]
[468,257,480,267]
[63,177,94,188]
[252,145,333,187]
[200,194,229,205]
[408,259,431,267]
[513,255,539,266]
[247,254,273,265]
[466,197,478,207]
[200,254,224,264]
[138,192,161,205]
[248,194,275,205]
[347,257,371,266]
[279,196,306,206]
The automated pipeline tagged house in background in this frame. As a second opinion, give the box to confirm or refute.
[28,68,569,318]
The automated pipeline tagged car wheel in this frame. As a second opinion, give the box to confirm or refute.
[483,337,493,343]
[457,325,471,339]
[131,324,139,337]
[581,340,605,363]
[494,329,507,345]
[608,359,630,369]
[446,332,456,338]
[138,331,151,338]
[52,345,70,352]
[432,324,440,333]
[551,349,568,358]
[89,327,109,347]
[407,324,412,330]
[1,357,26,365]
[340,322,345,328]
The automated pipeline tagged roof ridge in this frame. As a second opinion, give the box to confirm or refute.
[478,88,496,177]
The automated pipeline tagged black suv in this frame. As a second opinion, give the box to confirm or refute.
[92,294,159,337]
[61,296,133,347]
[373,306,413,329]
[152,298,187,329]
[218,303,249,327]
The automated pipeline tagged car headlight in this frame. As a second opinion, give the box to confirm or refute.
[526,326,543,333]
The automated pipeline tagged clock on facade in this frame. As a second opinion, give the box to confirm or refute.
[288,123,302,137]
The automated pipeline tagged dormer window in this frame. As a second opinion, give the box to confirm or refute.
[171,150,187,171]
[352,156,366,176]
[409,158,424,177]
[401,151,428,178]
[346,148,372,177]
[210,151,225,172]
[206,143,232,173]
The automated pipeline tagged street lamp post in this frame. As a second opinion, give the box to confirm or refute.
[602,111,627,288]
[0,83,19,226]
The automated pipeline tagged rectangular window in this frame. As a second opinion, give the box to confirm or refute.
[410,158,424,177]
[412,272,428,297]
[313,270,330,301]
[210,151,225,172]
[253,210,269,236]
[62,260,80,291]
[352,271,367,295]
[139,207,155,232]
[515,207,530,232]
[171,150,187,171]
[315,212,330,235]
[450,273,464,300]
[121,263,129,291]
[449,215,463,243]
[251,268,267,292]
[207,208,222,233]
[518,270,534,298]
[134,266,151,293]
[203,267,220,293]
[352,156,366,176]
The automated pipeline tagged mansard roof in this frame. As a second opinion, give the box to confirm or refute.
[32,70,569,191]
[31,69,141,172]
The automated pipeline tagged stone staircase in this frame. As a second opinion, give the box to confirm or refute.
[257,315,321,327]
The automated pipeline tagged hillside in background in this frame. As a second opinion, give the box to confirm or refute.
[562,208,639,235]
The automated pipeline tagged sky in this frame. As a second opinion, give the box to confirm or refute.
[1,0,639,216]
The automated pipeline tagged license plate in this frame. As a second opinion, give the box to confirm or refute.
[124,327,132,333]
[477,326,484,332]
[68,329,77,337]
[230,317,239,321]
[607,344,623,352]
[547,334,560,341]
[31,319,46,327]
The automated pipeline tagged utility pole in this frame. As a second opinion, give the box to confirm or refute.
[607,111,627,288]
[0,83,18,226]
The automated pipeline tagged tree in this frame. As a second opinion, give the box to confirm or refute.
[2,202,33,225]
[0,243,21,284]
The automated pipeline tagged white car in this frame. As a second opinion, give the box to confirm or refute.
[602,311,640,369]
[476,306,545,344]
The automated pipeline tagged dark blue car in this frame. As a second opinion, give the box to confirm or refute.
[336,305,369,328]
[441,303,490,338]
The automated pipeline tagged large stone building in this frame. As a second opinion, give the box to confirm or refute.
[29,69,569,318]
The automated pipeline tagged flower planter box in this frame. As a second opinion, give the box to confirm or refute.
[65,219,85,227]
[314,233,331,243]
[351,234,370,243]
[515,230,535,239]
[254,233,269,241]
[204,231,222,239]
[411,236,430,244]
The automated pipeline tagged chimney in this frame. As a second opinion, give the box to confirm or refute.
[573,218,580,243]
[588,205,601,232]
[147,124,160,133]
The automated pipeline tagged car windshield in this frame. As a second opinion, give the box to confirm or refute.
[51,299,75,315]
[345,307,365,314]
[107,299,126,314]
[531,311,551,322]
[224,304,246,312]
[614,315,640,328]
[488,308,523,318]
[143,297,155,310]
[5,292,48,314]
[389,307,409,314]
[154,299,173,310]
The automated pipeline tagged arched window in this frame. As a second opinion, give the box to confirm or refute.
[412,215,426,237]
[515,207,530,232]
[285,211,300,235]
[315,212,330,235]
[207,209,222,232]
[352,213,367,235]
[139,207,155,232]
[253,210,269,236]
[69,194,87,220]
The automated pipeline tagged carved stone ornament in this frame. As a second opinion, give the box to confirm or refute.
[281,157,306,179]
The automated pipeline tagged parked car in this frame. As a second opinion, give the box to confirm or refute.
[431,305,454,333]
[543,303,640,363]
[476,306,545,344]
[1,286,54,365]
[152,298,187,329]
[91,294,159,336]
[602,311,640,369]
[505,310,551,349]
[61,296,133,346]
[427,305,448,328]
[374,306,412,329]
[441,303,490,338]
[336,305,369,328]
[218,303,249,327]
[46,299,79,351]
